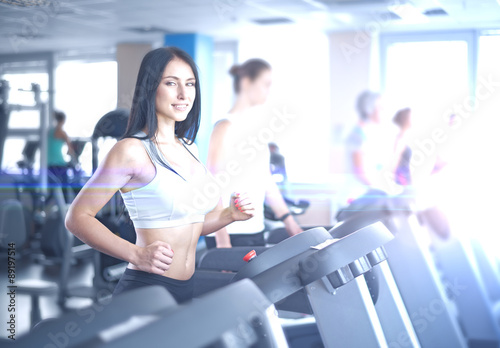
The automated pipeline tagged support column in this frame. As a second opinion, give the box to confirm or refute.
[116,43,153,110]
[165,33,214,163]
[328,31,380,205]
[329,31,378,127]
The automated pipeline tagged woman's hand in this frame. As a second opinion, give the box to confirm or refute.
[133,241,174,275]
[230,192,255,221]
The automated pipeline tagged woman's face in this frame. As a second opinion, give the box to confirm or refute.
[242,69,272,106]
[155,58,196,123]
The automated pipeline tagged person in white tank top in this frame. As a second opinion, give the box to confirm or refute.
[206,58,303,248]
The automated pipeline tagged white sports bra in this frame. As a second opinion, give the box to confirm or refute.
[120,133,219,229]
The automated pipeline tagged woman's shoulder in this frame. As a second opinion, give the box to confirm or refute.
[214,118,232,129]
[346,124,366,148]
[106,137,149,166]
[213,118,235,134]
[52,127,66,140]
[117,136,144,148]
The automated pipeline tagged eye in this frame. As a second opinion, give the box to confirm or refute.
[186,82,195,87]
[165,81,176,86]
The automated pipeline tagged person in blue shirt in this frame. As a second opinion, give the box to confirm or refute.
[47,110,74,202]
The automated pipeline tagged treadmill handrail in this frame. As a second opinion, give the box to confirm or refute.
[15,286,176,348]
[97,279,282,348]
[233,222,393,303]
[329,210,389,239]
[232,227,332,281]
[299,222,394,285]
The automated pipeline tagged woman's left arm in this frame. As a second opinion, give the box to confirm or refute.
[264,174,303,237]
[201,193,254,236]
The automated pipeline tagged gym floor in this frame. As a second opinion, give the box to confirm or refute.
[0,253,95,339]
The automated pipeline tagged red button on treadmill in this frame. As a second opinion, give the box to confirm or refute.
[243,250,257,262]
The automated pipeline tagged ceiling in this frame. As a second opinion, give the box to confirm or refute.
[0,0,499,56]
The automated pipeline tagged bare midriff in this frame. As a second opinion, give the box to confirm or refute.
[127,222,203,280]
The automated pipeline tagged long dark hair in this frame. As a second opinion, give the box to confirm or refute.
[229,58,271,93]
[122,47,201,169]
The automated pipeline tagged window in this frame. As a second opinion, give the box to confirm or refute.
[464,34,500,248]
[380,32,473,185]
[54,60,117,174]
[0,58,117,174]
[380,31,500,250]
[383,39,469,135]
[55,60,117,138]
[1,71,49,171]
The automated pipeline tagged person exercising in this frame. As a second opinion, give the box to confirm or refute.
[48,110,75,202]
[65,47,255,303]
[345,90,393,201]
[206,58,302,249]
[392,107,413,186]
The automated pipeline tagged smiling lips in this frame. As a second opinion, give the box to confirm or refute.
[172,104,188,111]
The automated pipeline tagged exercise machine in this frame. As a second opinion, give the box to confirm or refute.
[335,191,471,347]
[328,217,420,347]
[14,280,288,348]
[232,224,405,347]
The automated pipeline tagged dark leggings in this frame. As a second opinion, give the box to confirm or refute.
[204,231,265,249]
[47,165,70,203]
[113,268,194,304]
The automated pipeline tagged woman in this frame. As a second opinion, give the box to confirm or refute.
[48,110,75,202]
[65,47,254,303]
[205,58,302,249]
[392,107,413,186]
